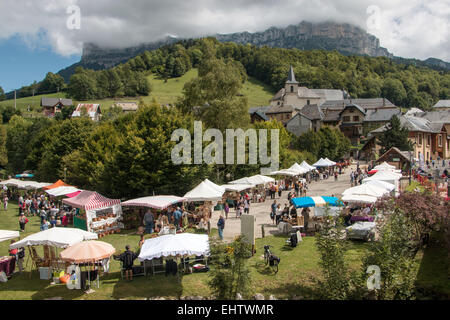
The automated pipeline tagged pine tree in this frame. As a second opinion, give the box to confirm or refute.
[378,115,412,154]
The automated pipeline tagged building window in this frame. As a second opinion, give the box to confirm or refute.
[418,133,422,146]
[427,134,431,146]
[343,116,350,122]
[438,134,442,147]
[353,116,359,122]
[277,101,280,105]
[290,86,294,93]
[307,100,310,105]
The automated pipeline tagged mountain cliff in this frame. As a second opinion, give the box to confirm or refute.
[57,21,448,82]
[216,21,392,58]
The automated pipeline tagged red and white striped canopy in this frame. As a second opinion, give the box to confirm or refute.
[122,195,186,210]
[62,190,121,211]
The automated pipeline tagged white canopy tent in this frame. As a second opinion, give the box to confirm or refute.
[363,180,395,192]
[268,170,299,177]
[203,179,226,194]
[341,194,378,204]
[342,184,390,198]
[362,170,401,194]
[122,195,187,210]
[221,184,255,192]
[45,186,82,197]
[230,175,274,185]
[324,158,337,165]
[313,158,333,167]
[184,180,224,202]
[300,161,315,171]
[0,179,51,189]
[287,163,309,175]
[374,162,396,170]
[9,227,98,249]
[138,233,210,262]
[0,230,20,243]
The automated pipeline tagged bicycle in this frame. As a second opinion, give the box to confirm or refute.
[263,245,279,273]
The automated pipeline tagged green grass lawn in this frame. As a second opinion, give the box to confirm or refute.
[0,69,275,117]
[1,201,448,300]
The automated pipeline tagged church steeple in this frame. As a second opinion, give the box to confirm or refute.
[286,65,298,84]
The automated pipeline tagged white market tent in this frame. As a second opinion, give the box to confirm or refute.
[324,158,337,165]
[341,194,378,204]
[300,161,315,171]
[204,179,226,194]
[0,230,20,243]
[230,175,274,185]
[288,163,309,174]
[313,158,333,167]
[374,162,396,170]
[46,186,82,197]
[122,195,186,210]
[362,170,401,183]
[184,180,225,202]
[138,233,209,262]
[342,184,389,198]
[363,180,395,192]
[268,170,298,177]
[0,179,51,189]
[9,227,98,249]
[221,184,255,192]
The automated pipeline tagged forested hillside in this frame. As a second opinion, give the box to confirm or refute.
[67,38,449,110]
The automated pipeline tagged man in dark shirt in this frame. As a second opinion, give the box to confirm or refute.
[114,245,138,281]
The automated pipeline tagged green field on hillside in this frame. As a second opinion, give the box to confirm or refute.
[0,69,275,116]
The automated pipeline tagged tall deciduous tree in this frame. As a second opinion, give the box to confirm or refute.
[0,86,5,101]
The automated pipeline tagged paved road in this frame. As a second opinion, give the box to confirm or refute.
[210,164,361,241]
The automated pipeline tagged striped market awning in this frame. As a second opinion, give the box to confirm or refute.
[63,190,121,211]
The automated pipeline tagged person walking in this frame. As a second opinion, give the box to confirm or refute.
[143,210,154,234]
[62,213,69,227]
[17,247,25,273]
[40,219,50,231]
[224,202,229,219]
[114,245,138,281]
[173,207,182,230]
[18,213,28,232]
[301,207,310,233]
[217,215,225,240]
[3,195,8,211]
[244,199,250,214]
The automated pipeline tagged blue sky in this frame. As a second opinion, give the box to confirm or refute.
[0,35,80,93]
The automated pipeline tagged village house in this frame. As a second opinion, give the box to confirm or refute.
[369,110,450,161]
[113,102,139,113]
[432,100,450,111]
[376,147,413,171]
[40,97,73,117]
[72,103,102,122]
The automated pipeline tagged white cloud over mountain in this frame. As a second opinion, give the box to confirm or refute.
[0,0,448,61]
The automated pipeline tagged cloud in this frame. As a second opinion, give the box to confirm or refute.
[0,0,448,61]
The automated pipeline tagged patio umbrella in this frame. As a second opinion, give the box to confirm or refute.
[59,240,116,263]
[15,173,34,178]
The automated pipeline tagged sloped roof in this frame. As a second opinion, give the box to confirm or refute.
[297,87,321,99]
[322,110,341,122]
[364,108,401,122]
[413,110,450,123]
[320,98,395,110]
[270,88,285,101]
[266,105,294,114]
[250,110,269,121]
[299,104,323,120]
[249,106,271,114]
[370,115,442,134]
[75,104,100,113]
[114,102,139,111]
[310,89,344,101]
[286,65,298,84]
[432,100,450,108]
[41,98,73,107]
[339,103,366,115]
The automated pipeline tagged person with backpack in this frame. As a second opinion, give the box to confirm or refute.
[114,245,138,281]
[18,213,28,232]
[217,215,225,240]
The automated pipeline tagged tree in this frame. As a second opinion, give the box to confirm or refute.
[381,78,407,106]
[208,235,253,299]
[67,68,98,100]
[296,126,350,160]
[0,125,8,168]
[0,106,22,124]
[38,72,65,94]
[377,115,412,154]
[6,115,32,173]
[0,86,5,101]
